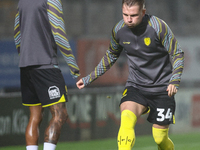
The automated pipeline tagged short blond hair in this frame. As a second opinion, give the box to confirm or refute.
[122,0,145,10]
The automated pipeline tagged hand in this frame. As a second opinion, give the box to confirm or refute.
[166,84,178,97]
[76,79,85,89]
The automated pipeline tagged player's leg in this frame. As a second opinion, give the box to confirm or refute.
[152,124,174,150]
[118,86,148,150]
[20,67,44,150]
[118,101,147,150]
[30,68,69,150]
[148,91,175,150]
[26,105,43,150]
[43,102,68,150]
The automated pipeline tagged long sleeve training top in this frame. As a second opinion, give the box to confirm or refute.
[82,14,184,92]
[14,0,80,78]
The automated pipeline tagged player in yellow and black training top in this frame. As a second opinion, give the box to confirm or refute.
[14,0,80,150]
[76,0,184,150]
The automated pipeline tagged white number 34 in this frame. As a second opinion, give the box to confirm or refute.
[157,108,172,122]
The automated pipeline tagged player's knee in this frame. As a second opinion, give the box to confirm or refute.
[50,103,68,124]
[61,110,68,123]
[152,127,170,145]
[152,127,166,144]
[30,114,43,125]
[121,110,137,128]
[55,109,68,125]
[153,128,174,150]
[153,135,165,145]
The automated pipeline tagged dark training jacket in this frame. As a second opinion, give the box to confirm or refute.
[14,0,80,78]
[82,14,184,92]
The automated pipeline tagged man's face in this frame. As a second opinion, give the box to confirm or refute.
[122,3,146,28]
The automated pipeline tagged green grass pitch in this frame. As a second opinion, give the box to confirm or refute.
[1,132,200,150]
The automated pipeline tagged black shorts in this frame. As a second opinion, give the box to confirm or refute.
[120,86,175,125]
[20,67,68,107]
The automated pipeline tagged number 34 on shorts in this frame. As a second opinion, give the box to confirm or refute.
[156,108,173,122]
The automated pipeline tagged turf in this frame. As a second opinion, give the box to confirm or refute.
[1,132,200,150]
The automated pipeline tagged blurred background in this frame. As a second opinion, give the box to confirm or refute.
[0,0,200,148]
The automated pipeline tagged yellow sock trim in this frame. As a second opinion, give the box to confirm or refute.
[152,127,174,150]
[118,110,137,150]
